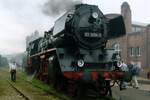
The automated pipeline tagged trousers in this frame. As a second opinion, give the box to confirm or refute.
[10,70,16,82]
[131,75,139,88]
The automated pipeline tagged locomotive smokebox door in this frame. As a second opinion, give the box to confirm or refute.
[106,14,126,39]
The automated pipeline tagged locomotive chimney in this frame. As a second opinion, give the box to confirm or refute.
[121,2,132,33]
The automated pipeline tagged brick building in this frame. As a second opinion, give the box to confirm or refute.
[107,2,150,68]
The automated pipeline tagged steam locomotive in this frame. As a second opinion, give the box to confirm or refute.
[27,4,126,97]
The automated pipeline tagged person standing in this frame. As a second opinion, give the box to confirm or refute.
[119,61,128,90]
[128,62,134,73]
[127,62,134,83]
[131,63,141,89]
[9,62,17,82]
[119,61,128,72]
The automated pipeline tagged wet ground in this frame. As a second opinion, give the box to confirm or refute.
[112,82,150,100]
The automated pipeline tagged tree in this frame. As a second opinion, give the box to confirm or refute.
[0,55,8,67]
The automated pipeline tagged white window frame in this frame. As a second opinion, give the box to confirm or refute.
[136,47,141,56]
[130,47,134,56]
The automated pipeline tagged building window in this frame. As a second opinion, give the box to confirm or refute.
[132,27,135,32]
[130,47,141,57]
[132,26,143,32]
[136,47,141,56]
[130,47,134,56]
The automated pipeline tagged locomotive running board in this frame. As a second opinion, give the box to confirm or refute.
[30,48,56,58]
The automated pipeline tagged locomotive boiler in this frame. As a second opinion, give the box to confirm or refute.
[27,4,126,97]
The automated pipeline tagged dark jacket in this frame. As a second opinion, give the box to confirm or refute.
[131,65,141,76]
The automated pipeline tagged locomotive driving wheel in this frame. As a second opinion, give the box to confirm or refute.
[51,56,66,92]
[98,80,112,97]
[75,80,112,99]
[67,79,77,97]
[97,76,112,97]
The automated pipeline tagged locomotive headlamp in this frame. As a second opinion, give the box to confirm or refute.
[77,59,84,67]
[92,12,98,19]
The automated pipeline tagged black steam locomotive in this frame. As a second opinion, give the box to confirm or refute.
[27,4,126,97]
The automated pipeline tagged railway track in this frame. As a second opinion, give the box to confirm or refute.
[0,69,28,100]
[6,78,67,100]
[0,68,64,100]
[0,68,114,100]
[7,80,30,100]
[26,80,69,100]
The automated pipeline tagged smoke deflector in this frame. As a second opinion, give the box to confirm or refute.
[106,14,126,39]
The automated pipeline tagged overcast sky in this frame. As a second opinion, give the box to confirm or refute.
[0,0,150,55]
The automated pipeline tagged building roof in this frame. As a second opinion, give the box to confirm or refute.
[132,21,148,27]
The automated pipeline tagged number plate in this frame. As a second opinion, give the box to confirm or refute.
[84,32,102,38]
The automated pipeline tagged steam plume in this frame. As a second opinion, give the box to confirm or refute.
[43,0,82,16]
